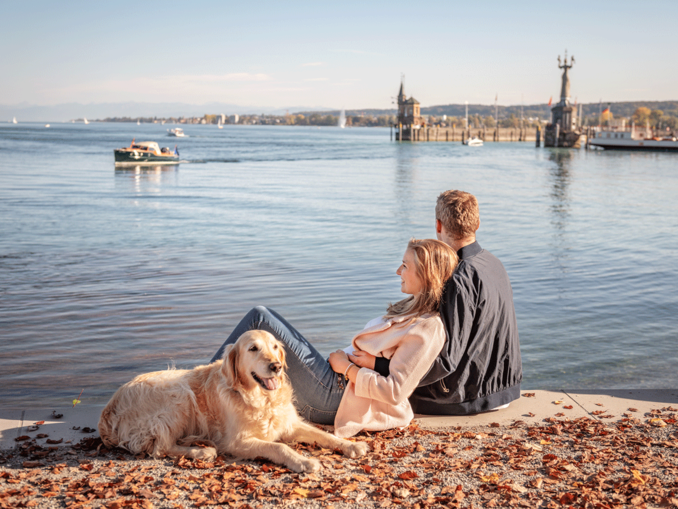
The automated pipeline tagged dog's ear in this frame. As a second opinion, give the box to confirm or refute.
[276,340,287,370]
[221,344,241,389]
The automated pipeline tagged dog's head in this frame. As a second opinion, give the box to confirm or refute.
[221,330,287,393]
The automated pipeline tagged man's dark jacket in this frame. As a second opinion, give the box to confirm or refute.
[409,241,522,414]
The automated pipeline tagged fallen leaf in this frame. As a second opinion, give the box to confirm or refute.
[522,393,536,398]
[553,400,563,405]
[563,405,573,409]
[650,418,667,427]
[480,473,500,483]
[631,470,646,484]
[398,471,418,480]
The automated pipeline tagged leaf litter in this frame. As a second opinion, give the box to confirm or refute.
[1,406,677,508]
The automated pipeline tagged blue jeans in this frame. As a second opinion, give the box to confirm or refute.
[211,306,346,425]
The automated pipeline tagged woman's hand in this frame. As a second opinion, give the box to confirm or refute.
[349,350,376,370]
[329,350,351,374]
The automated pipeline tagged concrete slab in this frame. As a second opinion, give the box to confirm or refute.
[414,389,588,429]
[0,404,103,451]
[564,389,678,420]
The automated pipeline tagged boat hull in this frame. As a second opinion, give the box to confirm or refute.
[589,140,678,152]
[114,149,179,166]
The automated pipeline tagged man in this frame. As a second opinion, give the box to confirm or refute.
[351,190,522,414]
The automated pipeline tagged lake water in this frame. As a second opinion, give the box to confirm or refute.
[1,122,677,409]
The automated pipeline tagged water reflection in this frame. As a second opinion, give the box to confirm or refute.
[114,164,179,193]
[545,149,573,277]
[393,145,419,224]
[546,150,572,231]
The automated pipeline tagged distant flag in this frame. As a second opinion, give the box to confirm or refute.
[548,96,552,107]
[601,107,610,114]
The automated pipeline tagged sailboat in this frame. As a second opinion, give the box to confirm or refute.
[84,118,89,124]
[338,109,346,129]
[12,117,17,124]
[137,120,140,125]
[217,119,223,129]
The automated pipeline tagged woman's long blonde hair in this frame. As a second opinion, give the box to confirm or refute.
[385,238,459,319]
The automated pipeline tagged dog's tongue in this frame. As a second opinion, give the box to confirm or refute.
[263,377,280,391]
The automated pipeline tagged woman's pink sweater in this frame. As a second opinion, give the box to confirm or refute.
[333,313,446,438]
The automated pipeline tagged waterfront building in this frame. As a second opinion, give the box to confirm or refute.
[395,79,425,141]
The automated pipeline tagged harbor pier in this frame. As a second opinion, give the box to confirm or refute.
[400,126,538,143]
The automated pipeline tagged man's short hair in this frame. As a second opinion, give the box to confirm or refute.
[436,190,479,240]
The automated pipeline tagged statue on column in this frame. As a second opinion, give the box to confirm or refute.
[557,51,575,105]
[544,51,582,148]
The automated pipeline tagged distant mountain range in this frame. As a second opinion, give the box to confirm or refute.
[0,102,333,122]
[3,100,677,123]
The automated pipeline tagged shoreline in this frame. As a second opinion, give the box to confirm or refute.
[1,390,676,508]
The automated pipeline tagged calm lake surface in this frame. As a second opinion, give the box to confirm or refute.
[1,122,677,409]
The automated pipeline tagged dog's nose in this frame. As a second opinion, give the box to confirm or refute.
[269,362,282,374]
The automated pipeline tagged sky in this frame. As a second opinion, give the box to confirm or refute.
[3,0,677,111]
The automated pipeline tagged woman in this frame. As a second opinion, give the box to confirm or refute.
[211,238,458,437]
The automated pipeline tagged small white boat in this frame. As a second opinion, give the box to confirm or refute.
[217,120,223,129]
[45,124,50,128]
[12,117,17,124]
[137,120,140,125]
[338,109,346,129]
[463,137,483,146]
[167,128,187,137]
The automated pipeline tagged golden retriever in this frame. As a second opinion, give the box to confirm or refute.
[99,330,367,472]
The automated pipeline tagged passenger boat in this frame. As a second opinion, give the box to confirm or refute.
[167,128,186,137]
[589,120,678,151]
[114,139,180,165]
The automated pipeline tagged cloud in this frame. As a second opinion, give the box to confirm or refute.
[301,62,324,67]
[331,49,383,56]
[42,73,274,104]
[173,73,272,83]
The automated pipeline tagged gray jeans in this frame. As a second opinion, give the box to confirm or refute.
[211,306,346,425]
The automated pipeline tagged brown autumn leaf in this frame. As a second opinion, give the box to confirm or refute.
[628,407,638,412]
[398,471,418,480]
[522,393,536,397]
[563,405,573,409]
[553,400,563,405]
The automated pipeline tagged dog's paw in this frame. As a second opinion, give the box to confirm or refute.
[191,447,217,461]
[342,440,368,458]
[294,457,322,473]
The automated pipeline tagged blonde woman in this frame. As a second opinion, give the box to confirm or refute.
[211,239,458,437]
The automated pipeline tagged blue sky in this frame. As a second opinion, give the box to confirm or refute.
[3,0,677,109]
